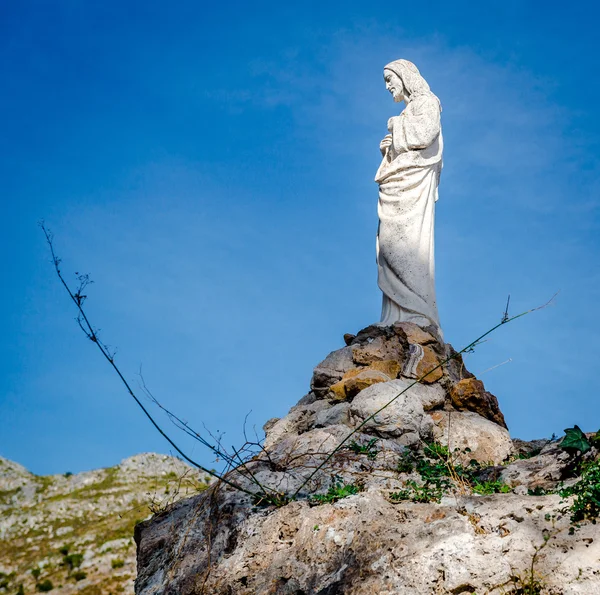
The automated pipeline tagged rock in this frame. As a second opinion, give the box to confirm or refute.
[352,334,405,365]
[135,489,600,595]
[314,402,351,428]
[349,379,445,443]
[330,368,393,400]
[133,326,600,595]
[263,400,331,450]
[414,344,444,384]
[450,377,507,428]
[310,346,357,397]
[512,437,552,458]
[329,360,401,400]
[500,442,573,490]
[443,343,475,385]
[343,333,355,345]
[430,410,514,464]
[394,321,436,345]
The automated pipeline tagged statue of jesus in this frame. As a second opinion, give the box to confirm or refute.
[375,59,443,332]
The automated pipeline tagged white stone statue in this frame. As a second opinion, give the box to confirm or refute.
[375,59,443,331]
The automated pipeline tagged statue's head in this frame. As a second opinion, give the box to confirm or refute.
[383,59,431,102]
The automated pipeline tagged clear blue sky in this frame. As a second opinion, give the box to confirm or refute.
[2,1,599,475]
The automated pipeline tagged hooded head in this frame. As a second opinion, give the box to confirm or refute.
[383,59,437,105]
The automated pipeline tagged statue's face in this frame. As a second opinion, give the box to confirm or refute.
[384,69,405,103]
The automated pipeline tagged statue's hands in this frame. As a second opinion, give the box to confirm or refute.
[380,134,393,156]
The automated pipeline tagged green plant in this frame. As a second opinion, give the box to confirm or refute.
[63,552,84,571]
[16,584,25,595]
[560,456,600,522]
[251,491,291,508]
[528,486,551,496]
[397,450,416,473]
[111,559,125,569]
[31,568,41,579]
[511,530,555,595]
[58,545,69,555]
[310,482,362,505]
[72,571,86,581]
[560,425,593,455]
[390,479,444,503]
[472,480,512,495]
[35,580,54,592]
[347,438,379,460]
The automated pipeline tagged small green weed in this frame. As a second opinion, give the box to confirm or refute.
[347,438,379,460]
[390,479,444,503]
[472,480,512,495]
[528,486,551,496]
[397,450,416,473]
[251,491,291,508]
[560,456,600,522]
[63,552,84,571]
[393,442,511,503]
[72,571,87,581]
[111,558,125,569]
[36,580,54,592]
[310,482,362,505]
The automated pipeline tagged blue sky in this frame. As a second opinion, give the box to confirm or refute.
[2,1,599,475]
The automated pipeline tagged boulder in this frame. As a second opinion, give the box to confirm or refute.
[349,379,445,444]
[429,410,514,465]
[310,346,357,397]
[450,377,507,428]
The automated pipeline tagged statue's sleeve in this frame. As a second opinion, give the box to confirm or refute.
[392,96,441,153]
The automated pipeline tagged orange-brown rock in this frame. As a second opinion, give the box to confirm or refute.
[415,345,444,384]
[329,364,397,401]
[351,335,404,365]
[394,321,436,345]
[450,378,507,429]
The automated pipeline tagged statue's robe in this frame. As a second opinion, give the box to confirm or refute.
[375,93,443,330]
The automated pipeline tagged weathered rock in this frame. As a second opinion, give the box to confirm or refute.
[430,410,514,464]
[394,321,436,345]
[134,325,567,595]
[343,333,355,345]
[443,343,475,385]
[501,441,575,491]
[135,488,600,595]
[314,402,351,428]
[349,379,445,444]
[450,377,508,428]
[414,344,444,383]
[330,368,393,400]
[351,334,405,365]
[310,346,357,397]
[329,360,401,400]
[263,400,331,450]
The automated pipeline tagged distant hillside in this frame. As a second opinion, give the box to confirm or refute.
[0,454,209,594]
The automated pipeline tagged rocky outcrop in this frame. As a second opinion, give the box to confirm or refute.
[0,453,208,595]
[134,324,600,594]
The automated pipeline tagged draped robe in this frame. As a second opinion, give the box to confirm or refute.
[375,93,443,330]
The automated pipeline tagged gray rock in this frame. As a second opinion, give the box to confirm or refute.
[314,402,351,428]
[430,410,514,465]
[135,488,600,595]
[349,379,444,442]
[310,346,356,397]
